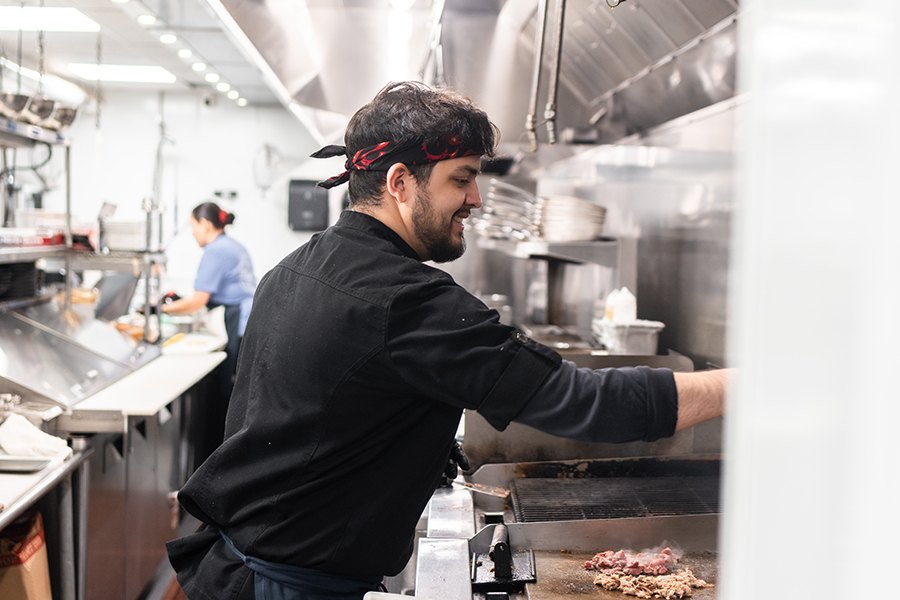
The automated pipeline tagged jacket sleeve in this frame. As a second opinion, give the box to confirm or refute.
[387,276,560,431]
[513,361,679,443]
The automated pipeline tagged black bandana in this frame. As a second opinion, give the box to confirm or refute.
[310,135,480,189]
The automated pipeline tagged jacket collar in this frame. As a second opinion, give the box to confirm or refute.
[336,210,421,261]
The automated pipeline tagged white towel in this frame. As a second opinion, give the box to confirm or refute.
[0,414,72,458]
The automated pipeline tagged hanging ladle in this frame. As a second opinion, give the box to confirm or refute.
[20,2,55,126]
[0,10,31,120]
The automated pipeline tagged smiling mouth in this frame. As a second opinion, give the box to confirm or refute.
[453,211,470,226]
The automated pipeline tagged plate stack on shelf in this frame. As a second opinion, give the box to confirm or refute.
[540,196,606,242]
[470,179,543,241]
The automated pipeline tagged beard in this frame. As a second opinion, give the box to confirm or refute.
[411,186,467,263]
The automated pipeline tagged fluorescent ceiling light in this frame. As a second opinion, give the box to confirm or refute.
[137,14,156,26]
[159,33,177,44]
[204,73,220,83]
[226,90,239,100]
[178,48,193,59]
[68,63,176,84]
[237,98,247,107]
[0,7,100,32]
[191,62,206,72]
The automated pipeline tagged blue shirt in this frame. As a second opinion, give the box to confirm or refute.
[194,234,257,336]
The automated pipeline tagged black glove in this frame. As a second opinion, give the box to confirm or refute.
[438,440,471,488]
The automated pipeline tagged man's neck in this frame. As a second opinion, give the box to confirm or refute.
[351,205,424,259]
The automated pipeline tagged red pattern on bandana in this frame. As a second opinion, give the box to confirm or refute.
[311,135,480,189]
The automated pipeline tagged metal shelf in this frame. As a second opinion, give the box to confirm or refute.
[67,249,167,272]
[476,237,619,265]
[0,244,66,264]
[0,290,56,312]
[0,116,70,148]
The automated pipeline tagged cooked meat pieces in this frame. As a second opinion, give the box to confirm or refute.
[593,568,710,599]
[583,547,678,575]
[584,547,711,598]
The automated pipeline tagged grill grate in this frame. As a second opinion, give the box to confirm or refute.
[510,476,719,522]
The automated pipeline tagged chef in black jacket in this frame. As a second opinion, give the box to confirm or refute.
[167,81,728,600]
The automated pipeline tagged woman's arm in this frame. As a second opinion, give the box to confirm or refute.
[161,291,211,316]
[673,369,731,431]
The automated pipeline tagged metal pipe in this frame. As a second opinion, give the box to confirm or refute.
[544,0,566,145]
[418,0,446,86]
[56,475,76,600]
[70,437,91,600]
[1,147,11,227]
[526,0,550,152]
[65,144,71,248]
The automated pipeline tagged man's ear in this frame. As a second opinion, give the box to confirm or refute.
[385,162,412,204]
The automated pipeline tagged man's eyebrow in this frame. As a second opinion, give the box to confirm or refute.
[454,165,481,177]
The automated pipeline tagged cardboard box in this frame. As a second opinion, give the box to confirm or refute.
[0,511,52,599]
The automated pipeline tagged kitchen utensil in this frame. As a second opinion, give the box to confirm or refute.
[41,105,77,130]
[0,39,30,119]
[20,95,55,125]
[0,455,52,473]
[0,92,29,119]
[451,480,510,498]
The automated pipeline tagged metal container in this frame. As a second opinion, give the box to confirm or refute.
[100,220,160,252]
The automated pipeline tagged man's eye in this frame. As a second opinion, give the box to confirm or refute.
[456,179,470,186]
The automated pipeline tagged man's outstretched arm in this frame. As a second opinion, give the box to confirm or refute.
[673,369,730,431]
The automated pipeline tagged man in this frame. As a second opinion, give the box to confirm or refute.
[167,81,727,600]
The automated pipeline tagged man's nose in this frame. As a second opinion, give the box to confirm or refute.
[468,184,482,209]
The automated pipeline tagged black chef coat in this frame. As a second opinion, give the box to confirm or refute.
[169,210,678,599]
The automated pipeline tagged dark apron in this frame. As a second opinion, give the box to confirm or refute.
[212,302,242,376]
[193,302,242,469]
[220,531,385,600]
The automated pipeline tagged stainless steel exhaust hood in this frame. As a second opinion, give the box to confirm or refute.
[213,0,739,147]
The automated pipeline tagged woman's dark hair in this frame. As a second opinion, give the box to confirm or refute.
[192,202,235,230]
[345,81,498,207]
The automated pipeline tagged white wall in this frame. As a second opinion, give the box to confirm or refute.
[722,1,900,598]
[39,89,347,293]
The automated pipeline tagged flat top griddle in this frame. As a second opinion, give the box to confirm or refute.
[527,550,718,599]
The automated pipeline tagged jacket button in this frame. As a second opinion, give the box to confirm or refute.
[516,332,529,344]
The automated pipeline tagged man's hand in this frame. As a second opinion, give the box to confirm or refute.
[437,441,470,488]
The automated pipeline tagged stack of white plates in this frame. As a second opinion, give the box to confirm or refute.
[471,179,543,241]
[540,196,606,242]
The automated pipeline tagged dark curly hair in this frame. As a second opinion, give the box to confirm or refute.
[345,81,498,207]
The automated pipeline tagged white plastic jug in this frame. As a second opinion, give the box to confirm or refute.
[608,286,637,323]
[603,288,620,321]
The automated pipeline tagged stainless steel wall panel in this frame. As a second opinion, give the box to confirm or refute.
[607,1,681,62]
[680,0,739,29]
[639,0,707,46]
[579,4,652,77]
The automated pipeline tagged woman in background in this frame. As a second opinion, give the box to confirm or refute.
[163,201,257,463]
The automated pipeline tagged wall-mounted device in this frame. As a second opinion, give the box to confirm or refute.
[288,180,329,232]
